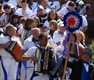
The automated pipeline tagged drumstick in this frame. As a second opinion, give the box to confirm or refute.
[62,55,69,80]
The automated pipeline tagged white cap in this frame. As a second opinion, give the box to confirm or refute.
[38,5,44,10]
[78,1,84,5]
[58,21,64,27]
[8,4,15,9]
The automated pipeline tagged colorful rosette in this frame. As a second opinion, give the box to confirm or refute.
[64,11,82,32]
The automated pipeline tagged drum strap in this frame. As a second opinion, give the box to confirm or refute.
[0,56,8,80]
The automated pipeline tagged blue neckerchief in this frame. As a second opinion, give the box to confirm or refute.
[28,5,32,10]
[82,61,89,65]
[49,30,54,37]
[12,23,19,28]
[58,31,63,35]
[0,56,8,80]
[32,37,39,44]
[4,33,11,38]
[16,5,22,9]
[30,71,39,80]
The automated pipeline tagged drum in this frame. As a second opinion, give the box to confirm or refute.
[5,41,21,62]
[70,43,84,60]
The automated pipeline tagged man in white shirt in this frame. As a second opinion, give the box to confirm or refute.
[21,33,53,80]
[20,28,41,80]
[58,1,75,19]
[0,24,22,80]
[15,0,34,18]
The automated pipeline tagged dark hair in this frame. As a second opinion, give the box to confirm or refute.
[10,14,19,23]
[21,0,27,3]
[6,24,14,31]
[0,4,2,9]
[68,1,75,7]
[71,32,77,42]
[38,33,48,40]
[47,10,58,22]
[3,4,11,9]
[24,18,34,30]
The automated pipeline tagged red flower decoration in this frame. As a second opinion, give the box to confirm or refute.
[67,16,76,25]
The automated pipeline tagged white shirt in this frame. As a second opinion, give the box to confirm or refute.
[53,30,65,44]
[15,8,34,18]
[24,46,37,57]
[58,6,69,16]
[22,36,36,50]
[80,15,88,31]
[28,2,38,13]
[48,1,60,10]
[0,13,9,24]
[7,0,17,8]
[43,20,49,29]
[0,1,7,7]
[0,34,22,58]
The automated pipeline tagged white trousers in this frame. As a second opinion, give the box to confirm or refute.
[1,57,18,80]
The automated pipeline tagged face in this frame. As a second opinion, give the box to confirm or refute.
[41,0,48,8]
[40,36,48,46]
[50,24,54,30]
[21,2,27,10]
[17,0,22,7]
[37,9,44,15]
[39,27,46,32]
[33,29,40,40]
[69,34,75,43]
[34,19,39,27]
[29,22,34,28]
[4,8,11,14]
[28,0,34,5]
[13,18,18,23]
[58,26,65,32]
[77,34,82,42]
[81,53,91,62]
[50,12,56,20]
[8,27,16,36]
[69,6,75,11]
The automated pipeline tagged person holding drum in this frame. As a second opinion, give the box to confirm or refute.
[0,24,22,80]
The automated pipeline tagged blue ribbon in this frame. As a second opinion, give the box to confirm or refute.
[61,32,70,58]
[22,61,27,69]
[16,61,27,80]
[0,56,8,80]
[16,61,22,80]
[30,71,39,80]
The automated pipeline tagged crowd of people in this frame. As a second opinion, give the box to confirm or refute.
[0,0,94,80]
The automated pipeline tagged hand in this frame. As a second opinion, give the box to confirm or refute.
[31,57,38,63]
[1,21,6,27]
[57,50,62,55]
[5,41,11,48]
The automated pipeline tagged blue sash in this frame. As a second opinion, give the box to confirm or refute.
[30,71,39,80]
[0,56,8,80]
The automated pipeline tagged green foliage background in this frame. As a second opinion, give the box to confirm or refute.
[90,42,94,64]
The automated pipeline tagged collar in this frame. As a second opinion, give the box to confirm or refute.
[82,61,89,65]
[58,31,64,35]
[32,37,38,43]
